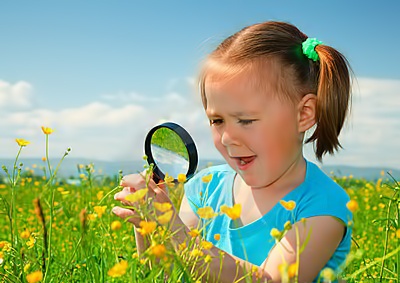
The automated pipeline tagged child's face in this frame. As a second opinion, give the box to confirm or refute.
[204,68,303,188]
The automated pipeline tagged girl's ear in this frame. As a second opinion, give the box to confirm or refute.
[297,93,317,132]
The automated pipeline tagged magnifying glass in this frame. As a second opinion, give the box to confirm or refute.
[144,122,198,184]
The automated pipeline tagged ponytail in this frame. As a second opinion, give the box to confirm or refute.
[305,45,352,161]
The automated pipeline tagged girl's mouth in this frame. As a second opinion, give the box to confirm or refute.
[234,156,256,170]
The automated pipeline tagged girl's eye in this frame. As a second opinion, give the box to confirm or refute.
[209,119,223,126]
[238,119,257,125]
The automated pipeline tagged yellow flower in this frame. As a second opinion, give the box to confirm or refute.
[137,221,157,236]
[20,229,31,239]
[200,241,213,250]
[270,228,282,240]
[26,270,43,283]
[97,191,104,200]
[16,138,30,147]
[178,242,187,250]
[151,244,167,258]
[188,229,200,238]
[125,188,148,203]
[214,234,221,241]
[204,254,212,263]
[284,221,292,231]
[320,267,336,281]
[26,236,36,249]
[93,206,107,218]
[177,173,187,183]
[197,206,217,219]
[279,200,296,211]
[111,221,122,231]
[0,241,11,251]
[201,174,213,183]
[278,262,288,274]
[251,265,258,274]
[288,262,298,278]
[157,210,173,225]
[190,248,204,257]
[164,173,174,184]
[87,214,96,221]
[396,229,400,238]
[41,126,54,135]
[154,202,172,213]
[24,263,31,273]
[220,204,241,220]
[107,260,128,277]
[346,200,359,212]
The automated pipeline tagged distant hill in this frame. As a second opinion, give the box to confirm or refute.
[0,158,399,181]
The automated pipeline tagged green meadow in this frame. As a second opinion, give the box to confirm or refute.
[0,133,399,283]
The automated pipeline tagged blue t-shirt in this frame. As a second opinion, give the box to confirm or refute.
[184,159,352,281]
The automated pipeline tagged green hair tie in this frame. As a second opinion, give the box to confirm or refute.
[302,38,323,62]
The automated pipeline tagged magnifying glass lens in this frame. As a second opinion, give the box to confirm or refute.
[144,122,198,184]
[150,128,189,178]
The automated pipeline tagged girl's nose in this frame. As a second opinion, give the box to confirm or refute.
[221,125,240,147]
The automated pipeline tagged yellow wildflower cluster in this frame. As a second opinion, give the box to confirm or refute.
[107,260,128,277]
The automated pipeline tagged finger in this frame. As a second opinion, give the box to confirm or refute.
[120,173,147,188]
[153,186,173,204]
[112,206,140,225]
[147,177,158,190]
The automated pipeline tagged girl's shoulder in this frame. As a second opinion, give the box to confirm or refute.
[290,160,352,224]
[304,160,350,200]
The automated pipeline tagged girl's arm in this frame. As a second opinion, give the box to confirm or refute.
[261,216,345,282]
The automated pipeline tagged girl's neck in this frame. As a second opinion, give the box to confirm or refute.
[233,155,307,226]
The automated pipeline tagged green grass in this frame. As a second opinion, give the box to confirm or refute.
[151,127,189,160]
[0,139,399,282]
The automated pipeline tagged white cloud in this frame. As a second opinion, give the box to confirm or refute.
[0,80,217,162]
[307,77,400,169]
[1,77,399,170]
[0,80,33,109]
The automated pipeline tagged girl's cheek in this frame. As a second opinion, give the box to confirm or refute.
[211,131,223,149]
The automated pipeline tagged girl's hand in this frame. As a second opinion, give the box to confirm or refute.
[112,172,175,227]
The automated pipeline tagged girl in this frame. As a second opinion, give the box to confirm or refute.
[113,21,353,282]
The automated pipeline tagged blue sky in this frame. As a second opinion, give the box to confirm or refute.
[1,1,399,169]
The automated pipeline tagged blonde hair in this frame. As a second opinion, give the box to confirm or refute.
[199,21,352,161]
